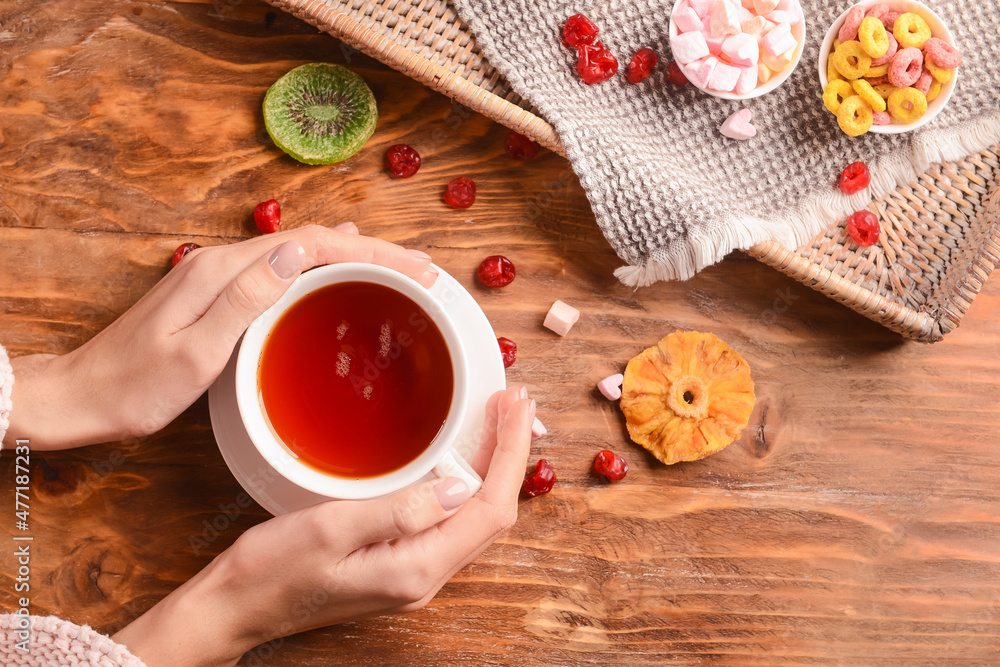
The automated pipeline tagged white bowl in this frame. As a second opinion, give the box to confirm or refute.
[818,0,957,134]
[668,0,806,100]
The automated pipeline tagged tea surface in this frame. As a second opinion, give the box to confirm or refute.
[258,281,454,478]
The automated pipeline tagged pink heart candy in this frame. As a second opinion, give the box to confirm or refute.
[720,108,757,140]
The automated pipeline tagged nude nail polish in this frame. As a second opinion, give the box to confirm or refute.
[268,241,305,279]
[435,478,471,511]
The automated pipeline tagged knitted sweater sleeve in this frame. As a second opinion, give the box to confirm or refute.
[0,343,12,447]
[1,614,147,666]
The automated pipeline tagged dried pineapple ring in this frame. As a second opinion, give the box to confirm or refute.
[837,96,873,136]
[926,79,942,102]
[893,12,931,49]
[852,79,887,113]
[823,80,855,114]
[858,17,889,58]
[925,59,953,84]
[620,331,755,466]
[887,86,927,124]
[832,41,871,80]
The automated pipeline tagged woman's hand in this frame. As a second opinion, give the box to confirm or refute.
[4,224,438,450]
[114,386,534,667]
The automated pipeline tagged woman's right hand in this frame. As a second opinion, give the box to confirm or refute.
[114,386,535,667]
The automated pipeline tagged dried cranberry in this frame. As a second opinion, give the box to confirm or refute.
[498,337,517,368]
[386,144,421,178]
[254,199,281,234]
[576,41,619,84]
[171,242,200,268]
[504,131,539,161]
[838,161,871,195]
[627,47,658,84]
[847,210,880,247]
[522,459,556,497]
[444,177,476,209]
[563,13,599,48]
[665,61,688,86]
[593,449,628,483]
[477,255,515,288]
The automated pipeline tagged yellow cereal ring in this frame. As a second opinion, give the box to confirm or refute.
[926,80,942,102]
[887,87,928,124]
[837,96,874,136]
[873,83,899,100]
[827,56,844,82]
[833,41,871,80]
[858,17,890,58]
[925,59,954,84]
[866,63,889,78]
[834,38,843,51]
[823,80,856,114]
[893,12,931,49]
[852,79,887,113]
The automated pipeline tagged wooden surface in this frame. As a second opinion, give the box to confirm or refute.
[2,1,1000,665]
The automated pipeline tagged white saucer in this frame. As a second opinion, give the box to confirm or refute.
[208,265,506,516]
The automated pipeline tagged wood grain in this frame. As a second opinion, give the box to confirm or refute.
[2,1,999,665]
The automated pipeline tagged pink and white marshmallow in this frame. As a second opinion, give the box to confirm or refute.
[689,0,715,17]
[710,0,742,37]
[598,374,625,401]
[707,61,741,92]
[674,5,705,33]
[722,32,759,66]
[672,31,711,65]
[683,56,719,88]
[543,300,580,337]
[719,108,757,140]
[762,22,795,57]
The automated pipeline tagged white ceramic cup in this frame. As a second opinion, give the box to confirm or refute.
[235,263,483,500]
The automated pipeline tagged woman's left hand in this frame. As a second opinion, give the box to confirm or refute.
[4,224,438,449]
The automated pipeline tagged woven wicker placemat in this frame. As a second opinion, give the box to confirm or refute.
[265,0,1000,342]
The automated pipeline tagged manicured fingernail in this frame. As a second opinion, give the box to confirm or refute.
[426,265,439,276]
[518,386,528,399]
[268,241,305,279]
[435,478,471,511]
[407,248,432,261]
[333,221,357,233]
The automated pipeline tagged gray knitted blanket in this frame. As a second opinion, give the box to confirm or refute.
[451,0,1000,285]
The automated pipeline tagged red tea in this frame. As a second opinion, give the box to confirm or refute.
[258,281,454,478]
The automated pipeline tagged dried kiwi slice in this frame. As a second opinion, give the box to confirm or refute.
[263,63,377,165]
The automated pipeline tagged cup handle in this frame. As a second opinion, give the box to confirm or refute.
[432,448,483,496]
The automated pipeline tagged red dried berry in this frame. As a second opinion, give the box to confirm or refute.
[593,449,629,483]
[847,210,880,247]
[387,144,421,178]
[665,61,689,86]
[576,41,619,84]
[477,255,516,288]
[627,47,658,84]
[838,161,871,195]
[504,131,539,161]
[254,199,281,234]
[444,177,476,209]
[563,13,599,48]
[171,242,200,268]
[498,337,517,368]
[522,459,556,497]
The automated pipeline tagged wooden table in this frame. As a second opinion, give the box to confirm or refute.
[3,1,999,664]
